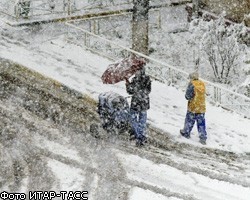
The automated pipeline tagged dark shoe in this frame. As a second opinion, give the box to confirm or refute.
[136,136,147,147]
[199,139,206,145]
[141,136,148,144]
[180,129,190,139]
[136,139,144,147]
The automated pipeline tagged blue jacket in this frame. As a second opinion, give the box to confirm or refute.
[185,82,195,100]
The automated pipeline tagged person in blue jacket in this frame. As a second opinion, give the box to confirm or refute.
[180,72,207,145]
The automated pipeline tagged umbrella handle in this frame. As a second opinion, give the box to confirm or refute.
[124,77,130,84]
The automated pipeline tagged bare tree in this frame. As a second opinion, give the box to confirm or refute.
[201,18,244,83]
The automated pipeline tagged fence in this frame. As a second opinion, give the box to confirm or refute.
[0,0,69,20]
[0,0,133,21]
[65,21,250,118]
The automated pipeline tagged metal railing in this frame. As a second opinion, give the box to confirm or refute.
[65,21,250,118]
[0,0,133,21]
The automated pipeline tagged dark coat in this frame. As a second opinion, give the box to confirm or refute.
[126,71,151,111]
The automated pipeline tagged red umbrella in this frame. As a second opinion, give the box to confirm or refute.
[101,57,146,84]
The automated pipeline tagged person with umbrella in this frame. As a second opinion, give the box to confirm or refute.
[101,56,150,145]
[125,67,151,146]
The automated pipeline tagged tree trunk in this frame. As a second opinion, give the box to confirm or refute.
[132,0,149,55]
[192,0,200,19]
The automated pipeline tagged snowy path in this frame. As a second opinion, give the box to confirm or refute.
[0,21,250,154]
[0,96,128,199]
[1,68,250,199]
[1,96,250,199]
[0,15,250,199]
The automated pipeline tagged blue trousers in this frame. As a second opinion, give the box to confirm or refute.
[183,111,207,140]
[130,109,147,141]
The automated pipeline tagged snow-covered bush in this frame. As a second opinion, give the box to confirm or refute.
[189,16,248,84]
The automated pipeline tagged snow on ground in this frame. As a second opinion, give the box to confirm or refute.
[129,187,182,200]
[34,134,83,164]
[117,151,250,200]
[1,5,250,199]
[0,34,249,153]
[47,159,85,191]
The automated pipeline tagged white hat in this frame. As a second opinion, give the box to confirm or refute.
[189,72,199,80]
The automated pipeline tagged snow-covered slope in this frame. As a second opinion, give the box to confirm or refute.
[0,25,249,153]
[1,5,250,199]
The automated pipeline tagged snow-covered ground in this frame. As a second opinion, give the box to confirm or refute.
[1,4,250,200]
[0,30,249,153]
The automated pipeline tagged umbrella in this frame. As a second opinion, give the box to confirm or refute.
[101,57,146,84]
